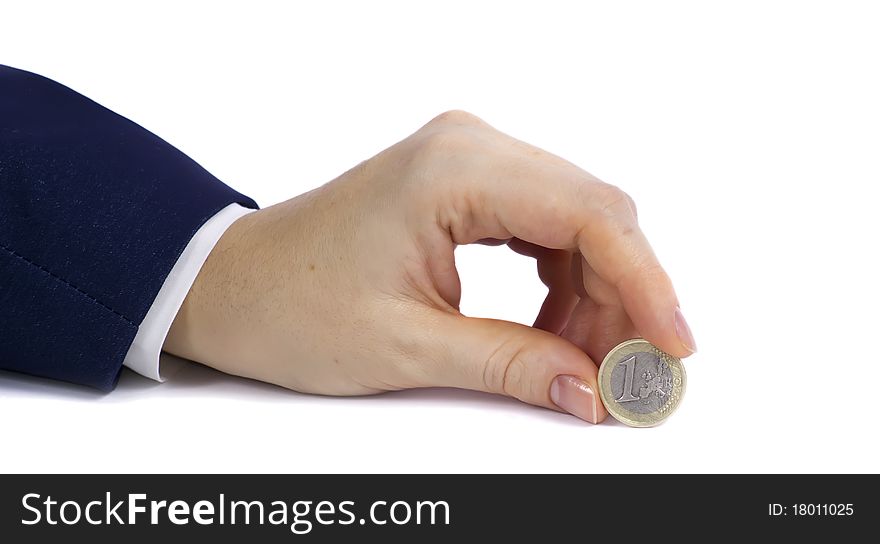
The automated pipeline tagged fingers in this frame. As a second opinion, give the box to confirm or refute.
[425,310,608,424]
[562,296,639,366]
[507,239,578,334]
[501,180,691,357]
[533,288,577,335]
[559,254,639,362]
[423,115,696,358]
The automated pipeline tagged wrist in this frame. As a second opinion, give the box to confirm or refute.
[162,209,261,368]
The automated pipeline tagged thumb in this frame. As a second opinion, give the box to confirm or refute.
[426,312,608,424]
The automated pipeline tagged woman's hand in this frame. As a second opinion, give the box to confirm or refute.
[163,110,696,424]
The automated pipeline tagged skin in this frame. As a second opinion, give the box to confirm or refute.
[163,110,695,423]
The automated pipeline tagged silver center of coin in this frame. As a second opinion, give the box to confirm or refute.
[609,352,674,415]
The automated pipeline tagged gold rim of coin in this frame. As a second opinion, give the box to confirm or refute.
[597,338,686,428]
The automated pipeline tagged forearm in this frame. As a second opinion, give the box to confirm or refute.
[0,64,257,389]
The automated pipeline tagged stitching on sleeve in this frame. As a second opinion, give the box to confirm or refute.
[0,241,135,327]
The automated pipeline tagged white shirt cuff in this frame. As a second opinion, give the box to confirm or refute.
[121,203,256,381]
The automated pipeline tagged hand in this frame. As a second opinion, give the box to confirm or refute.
[163,110,696,424]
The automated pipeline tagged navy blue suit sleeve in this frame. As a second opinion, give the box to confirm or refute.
[0,65,259,390]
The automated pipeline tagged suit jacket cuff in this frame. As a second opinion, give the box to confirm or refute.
[121,203,255,381]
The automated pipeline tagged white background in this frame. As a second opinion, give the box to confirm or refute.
[1,1,878,473]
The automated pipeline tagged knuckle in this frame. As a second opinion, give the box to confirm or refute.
[624,192,638,219]
[502,355,529,398]
[407,127,473,171]
[418,128,468,155]
[575,182,641,247]
[482,337,529,398]
[429,109,482,126]
[594,183,631,215]
[586,182,639,231]
[409,110,484,165]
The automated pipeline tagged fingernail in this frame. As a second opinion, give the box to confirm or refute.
[550,375,598,424]
[674,306,697,354]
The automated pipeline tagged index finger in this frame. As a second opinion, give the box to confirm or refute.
[438,123,696,358]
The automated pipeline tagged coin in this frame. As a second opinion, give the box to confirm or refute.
[597,339,686,427]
